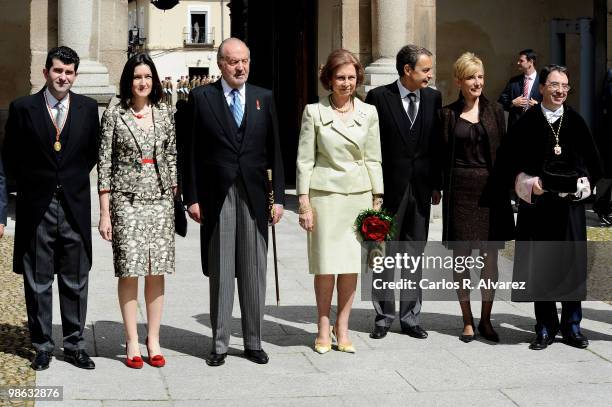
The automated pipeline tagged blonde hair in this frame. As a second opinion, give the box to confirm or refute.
[453,52,484,80]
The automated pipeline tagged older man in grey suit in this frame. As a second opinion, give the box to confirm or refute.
[183,38,285,367]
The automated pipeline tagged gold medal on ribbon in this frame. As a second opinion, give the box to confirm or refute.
[54,141,62,152]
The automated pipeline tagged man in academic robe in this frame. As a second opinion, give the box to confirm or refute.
[496,65,602,350]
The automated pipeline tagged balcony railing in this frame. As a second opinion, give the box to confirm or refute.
[184,26,215,47]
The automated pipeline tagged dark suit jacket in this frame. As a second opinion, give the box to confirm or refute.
[0,157,7,225]
[2,89,99,273]
[183,80,285,276]
[365,82,442,240]
[498,73,543,130]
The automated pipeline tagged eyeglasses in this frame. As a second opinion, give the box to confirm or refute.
[224,58,250,67]
[546,82,571,92]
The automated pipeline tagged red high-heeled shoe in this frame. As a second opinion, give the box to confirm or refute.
[125,342,143,369]
[146,337,166,368]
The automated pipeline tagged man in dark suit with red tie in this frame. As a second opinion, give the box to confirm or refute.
[365,44,443,341]
[498,49,543,131]
[2,46,99,371]
[183,38,285,367]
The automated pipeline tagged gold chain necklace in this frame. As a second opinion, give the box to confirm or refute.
[329,95,353,113]
[545,111,564,155]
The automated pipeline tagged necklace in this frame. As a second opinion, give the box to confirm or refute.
[545,111,563,155]
[130,105,151,119]
[329,95,353,113]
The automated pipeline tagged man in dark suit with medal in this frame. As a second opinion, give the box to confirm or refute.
[498,49,543,131]
[2,46,99,370]
[183,38,285,366]
[365,45,442,340]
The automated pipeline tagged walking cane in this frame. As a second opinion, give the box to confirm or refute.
[267,169,280,306]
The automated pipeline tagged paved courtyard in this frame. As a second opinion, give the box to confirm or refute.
[2,188,611,406]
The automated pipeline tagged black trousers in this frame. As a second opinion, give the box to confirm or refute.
[22,191,90,352]
[534,301,582,337]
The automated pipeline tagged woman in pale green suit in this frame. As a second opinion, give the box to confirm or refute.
[296,49,383,354]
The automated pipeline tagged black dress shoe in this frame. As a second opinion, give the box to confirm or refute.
[31,350,52,371]
[597,213,612,227]
[477,322,500,343]
[206,352,227,367]
[459,332,475,343]
[402,325,428,339]
[529,334,554,350]
[63,349,95,369]
[562,331,589,349]
[244,348,269,364]
[369,325,390,339]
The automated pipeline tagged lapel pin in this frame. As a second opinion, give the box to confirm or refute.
[256,99,261,110]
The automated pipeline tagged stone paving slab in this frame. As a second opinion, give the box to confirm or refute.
[501,383,612,407]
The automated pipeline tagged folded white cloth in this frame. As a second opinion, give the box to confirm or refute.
[574,177,591,200]
[515,172,540,204]
[557,177,590,199]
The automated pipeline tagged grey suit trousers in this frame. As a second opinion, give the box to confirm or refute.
[208,180,267,353]
[22,191,90,352]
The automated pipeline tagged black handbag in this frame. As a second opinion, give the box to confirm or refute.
[174,196,188,237]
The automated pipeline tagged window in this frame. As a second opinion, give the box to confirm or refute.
[186,6,212,45]
[190,12,207,43]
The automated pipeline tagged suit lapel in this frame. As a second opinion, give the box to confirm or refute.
[61,92,83,160]
[151,104,166,158]
[319,97,359,147]
[29,89,56,163]
[240,84,258,152]
[382,83,412,148]
[203,82,239,151]
[118,107,145,155]
[530,74,540,99]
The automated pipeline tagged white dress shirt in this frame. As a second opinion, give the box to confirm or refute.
[397,79,420,126]
[221,78,246,110]
[541,104,564,124]
[44,87,70,128]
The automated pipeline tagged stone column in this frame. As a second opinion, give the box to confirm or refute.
[364,0,436,92]
[58,0,115,103]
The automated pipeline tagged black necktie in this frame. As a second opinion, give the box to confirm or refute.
[407,92,417,122]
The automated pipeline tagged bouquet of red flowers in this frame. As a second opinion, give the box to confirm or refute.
[354,209,395,242]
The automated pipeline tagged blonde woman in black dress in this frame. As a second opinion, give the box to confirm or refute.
[439,53,514,343]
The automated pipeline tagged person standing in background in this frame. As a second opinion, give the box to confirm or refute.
[498,49,542,131]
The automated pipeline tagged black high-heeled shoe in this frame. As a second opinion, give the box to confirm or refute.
[459,318,476,343]
[477,322,500,343]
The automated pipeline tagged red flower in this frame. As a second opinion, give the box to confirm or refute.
[361,216,391,241]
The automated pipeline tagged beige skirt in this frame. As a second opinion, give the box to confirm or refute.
[307,189,372,275]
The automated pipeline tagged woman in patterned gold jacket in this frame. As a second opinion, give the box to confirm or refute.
[97,53,177,369]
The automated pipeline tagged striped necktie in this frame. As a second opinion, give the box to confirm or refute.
[522,77,531,111]
[230,89,243,127]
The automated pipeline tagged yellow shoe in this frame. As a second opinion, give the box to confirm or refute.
[314,340,332,354]
[337,342,356,353]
